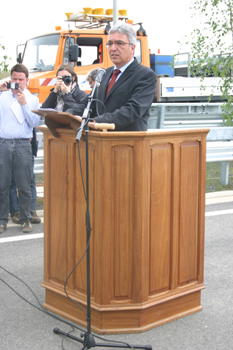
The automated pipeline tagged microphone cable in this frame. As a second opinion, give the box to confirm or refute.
[0,265,136,350]
[0,265,85,349]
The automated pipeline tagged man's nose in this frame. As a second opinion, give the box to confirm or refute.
[110,43,118,50]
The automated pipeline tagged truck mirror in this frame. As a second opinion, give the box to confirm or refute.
[17,52,22,63]
[68,44,79,62]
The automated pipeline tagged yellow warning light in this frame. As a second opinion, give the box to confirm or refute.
[55,26,61,31]
[93,8,104,15]
[105,9,113,15]
[119,9,127,16]
[83,7,92,14]
[65,13,73,19]
[126,20,133,25]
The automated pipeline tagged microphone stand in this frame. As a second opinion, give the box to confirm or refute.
[53,78,152,350]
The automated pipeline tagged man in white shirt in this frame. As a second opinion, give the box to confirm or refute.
[0,64,40,233]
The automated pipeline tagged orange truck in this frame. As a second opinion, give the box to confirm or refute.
[7,7,223,104]
[15,8,151,104]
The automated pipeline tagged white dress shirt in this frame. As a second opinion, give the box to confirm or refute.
[0,89,40,139]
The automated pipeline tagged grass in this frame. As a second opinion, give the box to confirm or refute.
[206,161,233,192]
[35,174,44,186]
[35,175,44,211]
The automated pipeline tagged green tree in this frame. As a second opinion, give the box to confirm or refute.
[189,0,233,125]
[0,44,10,77]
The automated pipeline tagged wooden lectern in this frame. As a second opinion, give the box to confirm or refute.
[38,110,208,334]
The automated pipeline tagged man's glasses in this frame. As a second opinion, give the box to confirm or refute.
[106,41,132,48]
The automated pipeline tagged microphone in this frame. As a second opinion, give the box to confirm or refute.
[76,69,105,141]
[96,68,106,86]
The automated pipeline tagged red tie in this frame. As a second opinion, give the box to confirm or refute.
[106,69,121,96]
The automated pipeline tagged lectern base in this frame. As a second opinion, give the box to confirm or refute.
[42,286,204,334]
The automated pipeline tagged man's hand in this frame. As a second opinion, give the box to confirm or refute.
[0,80,10,92]
[15,88,27,106]
[88,120,96,129]
[74,115,96,129]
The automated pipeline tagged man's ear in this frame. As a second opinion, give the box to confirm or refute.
[131,44,136,53]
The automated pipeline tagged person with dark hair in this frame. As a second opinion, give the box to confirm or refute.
[42,64,87,114]
[70,23,157,131]
[0,64,40,233]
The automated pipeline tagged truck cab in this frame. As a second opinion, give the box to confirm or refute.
[18,10,150,103]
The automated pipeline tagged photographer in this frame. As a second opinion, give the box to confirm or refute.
[42,64,88,114]
[0,64,40,234]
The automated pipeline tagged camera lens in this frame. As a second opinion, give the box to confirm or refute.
[62,75,72,85]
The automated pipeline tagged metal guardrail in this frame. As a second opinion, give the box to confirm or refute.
[37,102,230,148]
[34,149,44,175]
[35,119,45,176]
[148,102,226,130]
[147,102,233,185]
[35,102,233,184]
[37,119,45,150]
[207,141,233,162]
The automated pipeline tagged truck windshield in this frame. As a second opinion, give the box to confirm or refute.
[23,34,60,72]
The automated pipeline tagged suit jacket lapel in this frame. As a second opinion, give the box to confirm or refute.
[100,69,114,101]
[104,59,139,100]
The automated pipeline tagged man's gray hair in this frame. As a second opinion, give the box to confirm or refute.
[109,23,137,46]
[87,68,99,81]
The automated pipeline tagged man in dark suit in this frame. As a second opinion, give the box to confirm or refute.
[70,23,157,131]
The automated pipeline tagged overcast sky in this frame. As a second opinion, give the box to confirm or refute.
[0,0,193,64]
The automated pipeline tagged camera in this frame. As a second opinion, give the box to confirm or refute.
[62,75,73,86]
[7,82,19,89]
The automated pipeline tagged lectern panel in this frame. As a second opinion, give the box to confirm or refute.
[149,143,172,294]
[49,140,68,283]
[74,143,95,295]
[111,146,134,300]
[179,141,199,285]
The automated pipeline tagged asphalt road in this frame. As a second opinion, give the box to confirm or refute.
[0,201,233,350]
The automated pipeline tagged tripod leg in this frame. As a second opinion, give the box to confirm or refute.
[54,328,152,349]
[54,328,84,344]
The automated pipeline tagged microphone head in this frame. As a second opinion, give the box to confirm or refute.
[96,68,106,84]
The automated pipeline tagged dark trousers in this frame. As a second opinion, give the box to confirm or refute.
[9,156,37,216]
[0,139,32,225]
